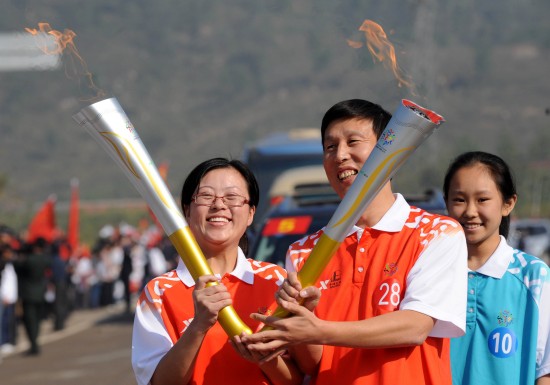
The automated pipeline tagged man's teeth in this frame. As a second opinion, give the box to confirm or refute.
[208,217,229,223]
[339,170,357,180]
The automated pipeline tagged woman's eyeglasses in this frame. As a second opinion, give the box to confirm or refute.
[192,193,250,207]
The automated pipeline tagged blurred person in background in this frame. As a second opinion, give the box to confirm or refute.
[157,235,179,271]
[134,238,169,294]
[118,233,135,313]
[45,238,72,331]
[1,244,19,356]
[70,245,97,309]
[0,226,22,356]
[13,237,52,356]
[0,245,5,361]
[96,238,123,307]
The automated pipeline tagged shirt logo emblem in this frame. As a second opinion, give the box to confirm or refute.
[383,262,398,276]
[319,270,341,290]
[497,310,513,327]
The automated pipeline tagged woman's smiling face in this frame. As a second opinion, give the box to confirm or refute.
[186,167,254,255]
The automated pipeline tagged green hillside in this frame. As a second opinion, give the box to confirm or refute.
[1,0,550,232]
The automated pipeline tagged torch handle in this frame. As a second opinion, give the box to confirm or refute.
[73,97,253,337]
[261,234,340,331]
[168,228,252,336]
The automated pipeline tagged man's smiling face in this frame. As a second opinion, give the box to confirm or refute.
[322,117,377,199]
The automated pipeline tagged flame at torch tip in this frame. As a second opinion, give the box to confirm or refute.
[25,23,76,55]
[347,19,417,95]
[25,22,106,102]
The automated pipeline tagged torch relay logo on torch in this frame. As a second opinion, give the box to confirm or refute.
[382,129,397,145]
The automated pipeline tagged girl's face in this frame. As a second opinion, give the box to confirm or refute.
[185,167,254,255]
[446,163,516,253]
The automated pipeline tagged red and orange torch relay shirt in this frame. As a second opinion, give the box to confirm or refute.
[286,194,468,385]
[132,249,286,385]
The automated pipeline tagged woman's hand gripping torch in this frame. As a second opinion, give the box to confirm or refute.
[72,98,252,337]
[262,99,444,329]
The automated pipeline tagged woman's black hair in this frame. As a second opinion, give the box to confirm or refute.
[180,158,259,255]
[443,151,517,238]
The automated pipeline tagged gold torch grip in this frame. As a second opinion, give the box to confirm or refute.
[168,227,215,279]
[262,234,340,330]
[168,227,252,336]
[296,234,341,289]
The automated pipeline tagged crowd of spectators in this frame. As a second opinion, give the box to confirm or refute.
[0,221,179,358]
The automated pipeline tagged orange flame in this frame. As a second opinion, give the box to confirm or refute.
[25,22,106,101]
[347,20,416,94]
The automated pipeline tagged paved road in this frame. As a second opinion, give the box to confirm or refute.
[1,304,136,385]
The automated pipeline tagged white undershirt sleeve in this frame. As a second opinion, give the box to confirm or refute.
[131,287,174,385]
[400,229,468,338]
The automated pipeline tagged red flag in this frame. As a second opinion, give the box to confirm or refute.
[67,178,80,252]
[27,194,57,243]
[158,161,169,181]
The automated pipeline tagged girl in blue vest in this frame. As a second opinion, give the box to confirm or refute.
[444,151,550,384]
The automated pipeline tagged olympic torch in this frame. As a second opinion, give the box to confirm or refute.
[72,97,252,337]
[264,99,444,324]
